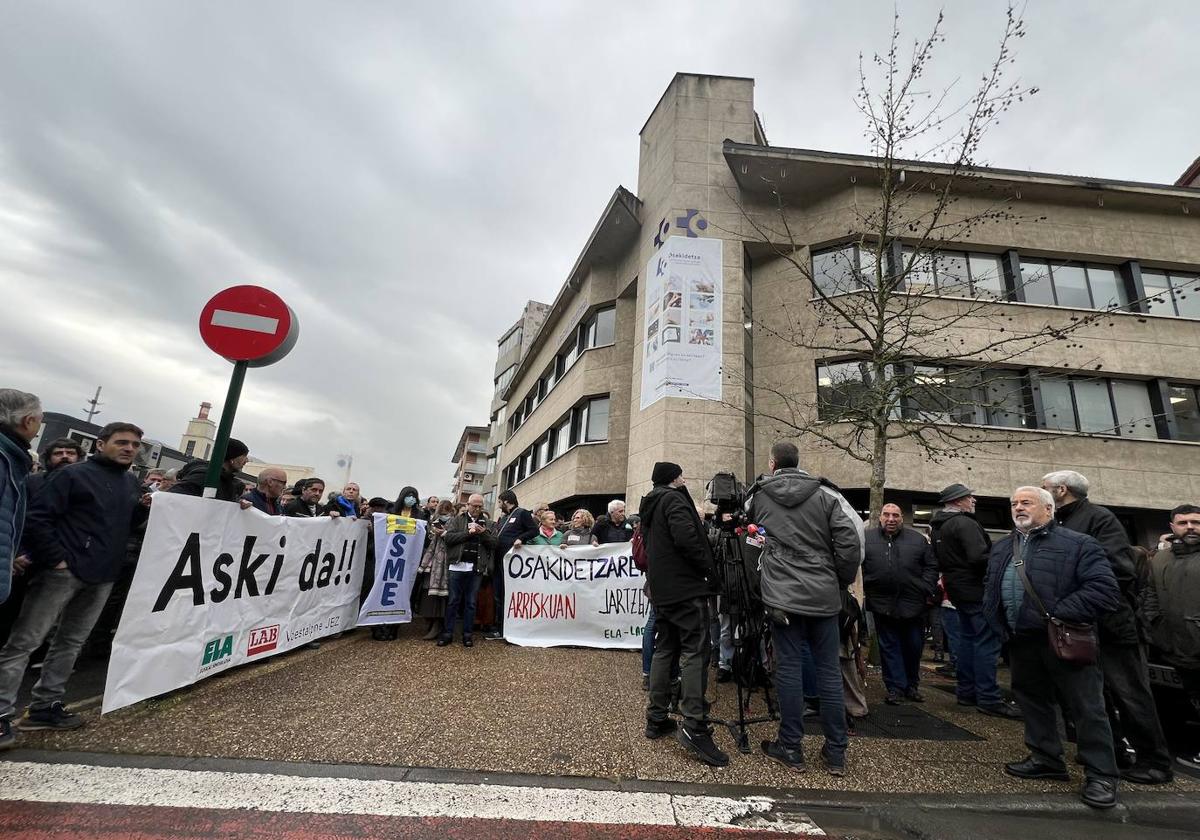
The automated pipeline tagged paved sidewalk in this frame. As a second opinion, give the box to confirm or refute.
[14,625,1200,795]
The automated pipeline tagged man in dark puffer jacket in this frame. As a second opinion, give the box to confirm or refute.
[1044,470,1172,785]
[986,486,1120,810]
[638,461,725,768]
[930,483,1021,720]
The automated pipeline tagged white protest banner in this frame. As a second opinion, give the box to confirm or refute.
[103,493,367,713]
[358,514,427,626]
[503,542,646,649]
[640,234,724,409]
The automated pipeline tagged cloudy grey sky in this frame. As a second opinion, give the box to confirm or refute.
[1,1,1196,500]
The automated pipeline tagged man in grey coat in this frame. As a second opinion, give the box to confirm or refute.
[0,390,42,607]
[747,441,864,777]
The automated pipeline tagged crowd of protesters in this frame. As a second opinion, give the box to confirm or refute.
[2,388,1200,810]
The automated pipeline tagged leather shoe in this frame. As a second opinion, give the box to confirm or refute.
[1004,756,1070,781]
[884,691,901,706]
[904,688,925,703]
[978,701,1022,720]
[436,638,451,647]
[1081,777,1118,810]
[1121,766,1173,785]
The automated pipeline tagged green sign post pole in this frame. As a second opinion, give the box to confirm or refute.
[202,360,248,498]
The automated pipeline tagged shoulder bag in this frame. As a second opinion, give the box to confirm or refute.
[1013,543,1098,665]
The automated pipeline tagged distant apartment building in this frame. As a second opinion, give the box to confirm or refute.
[484,72,1200,544]
[450,425,490,505]
[481,300,550,510]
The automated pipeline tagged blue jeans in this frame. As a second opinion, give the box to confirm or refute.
[772,613,847,759]
[442,570,482,641]
[0,568,112,718]
[953,604,1002,706]
[940,606,960,665]
[875,614,925,694]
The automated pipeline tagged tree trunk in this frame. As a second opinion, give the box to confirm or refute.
[868,424,888,524]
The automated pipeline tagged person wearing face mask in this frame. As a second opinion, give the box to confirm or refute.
[1141,503,1200,774]
[361,486,428,641]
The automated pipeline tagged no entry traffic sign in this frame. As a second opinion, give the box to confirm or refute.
[199,285,299,367]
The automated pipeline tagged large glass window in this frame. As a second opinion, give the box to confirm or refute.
[585,397,610,442]
[1037,377,1159,438]
[1087,265,1126,309]
[494,365,516,396]
[816,361,887,420]
[497,328,522,358]
[1018,259,1129,310]
[1051,264,1092,309]
[1168,384,1200,441]
[1072,379,1115,433]
[594,307,616,346]
[1018,259,1057,306]
[811,245,862,296]
[1143,269,1200,318]
[902,247,1005,299]
[1111,380,1157,439]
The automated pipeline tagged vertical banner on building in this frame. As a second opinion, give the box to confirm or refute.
[640,235,724,409]
[358,514,428,625]
[504,542,646,650]
[102,494,367,713]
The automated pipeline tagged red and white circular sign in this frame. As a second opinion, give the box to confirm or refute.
[199,285,299,366]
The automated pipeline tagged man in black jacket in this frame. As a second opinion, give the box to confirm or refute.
[284,479,329,517]
[1043,470,1172,784]
[439,494,496,648]
[638,462,727,768]
[169,438,250,503]
[864,503,938,705]
[986,486,1121,810]
[0,422,148,746]
[245,468,287,515]
[930,483,1021,720]
[488,490,539,639]
[591,500,633,545]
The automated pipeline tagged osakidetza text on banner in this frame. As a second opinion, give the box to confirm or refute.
[102,493,367,713]
[503,541,646,649]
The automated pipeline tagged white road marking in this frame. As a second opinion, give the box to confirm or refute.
[0,761,822,833]
[210,309,279,333]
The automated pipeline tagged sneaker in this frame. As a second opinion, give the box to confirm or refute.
[820,747,846,777]
[904,688,925,703]
[20,702,84,731]
[641,673,650,692]
[645,717,678,740]
[761,739,806,773]
[0,717,15,750]
[436,636,452,647]
[978,701,1022,720]
[462,636,474,648]
[484,630,504,641]
[678,727,729,767]
[803,700,821,717]
[884,690,901,706]
[1175,753,1200,774]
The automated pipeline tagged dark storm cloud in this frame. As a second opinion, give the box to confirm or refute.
[1,1,1196,497]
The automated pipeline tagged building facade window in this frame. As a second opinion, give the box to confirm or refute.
[185,440,196,457]
[1140,269,1200,318]
[1167,383,1200,441]
[494,365,516,397]
[498,327,522,358]
[1018,259,1129,310]
[901,247,1005,300]
[500,395,611,489]
[507,305,617,436]
[817,361,1167,440]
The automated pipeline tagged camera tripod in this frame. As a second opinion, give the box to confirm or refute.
[705,527,779,753]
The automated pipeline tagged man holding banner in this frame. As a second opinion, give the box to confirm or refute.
[439,494,495,648]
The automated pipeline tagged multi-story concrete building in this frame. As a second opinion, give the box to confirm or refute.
[481,301,550,511]
[491,72,1200,543]
[451,425,490,505]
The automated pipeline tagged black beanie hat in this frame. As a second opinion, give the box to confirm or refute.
[651,461,683,486]
[224,438,249,462]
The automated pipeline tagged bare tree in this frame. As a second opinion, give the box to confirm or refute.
[727,6,1158,520]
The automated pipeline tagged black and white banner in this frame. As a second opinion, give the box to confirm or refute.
[103,494,367,713]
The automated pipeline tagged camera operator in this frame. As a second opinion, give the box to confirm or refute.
[747,441,864,776]
[638,461,727,768]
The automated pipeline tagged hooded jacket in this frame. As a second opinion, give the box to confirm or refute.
[23,454,148,584]
[930,508,991,606]
[0,426,33,602]
[984,521,1119,639]
[169,459,242,503]
[1141,540,1200,669]
[638,484,714,606]
[863,525,938,619]
[1054,497,1139,645]
[746,469,864,618]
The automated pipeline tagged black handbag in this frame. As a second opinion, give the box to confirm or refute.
[1013,546,1098,666]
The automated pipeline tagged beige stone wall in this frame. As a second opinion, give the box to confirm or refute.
[746,184,1200,512]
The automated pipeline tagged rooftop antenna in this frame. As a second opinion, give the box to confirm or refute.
[83,386,103,424]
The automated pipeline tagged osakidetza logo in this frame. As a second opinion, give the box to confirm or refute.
[247,624,280,657]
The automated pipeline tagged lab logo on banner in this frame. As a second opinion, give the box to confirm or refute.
[199,634,234,673]
[247,624,279,657]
